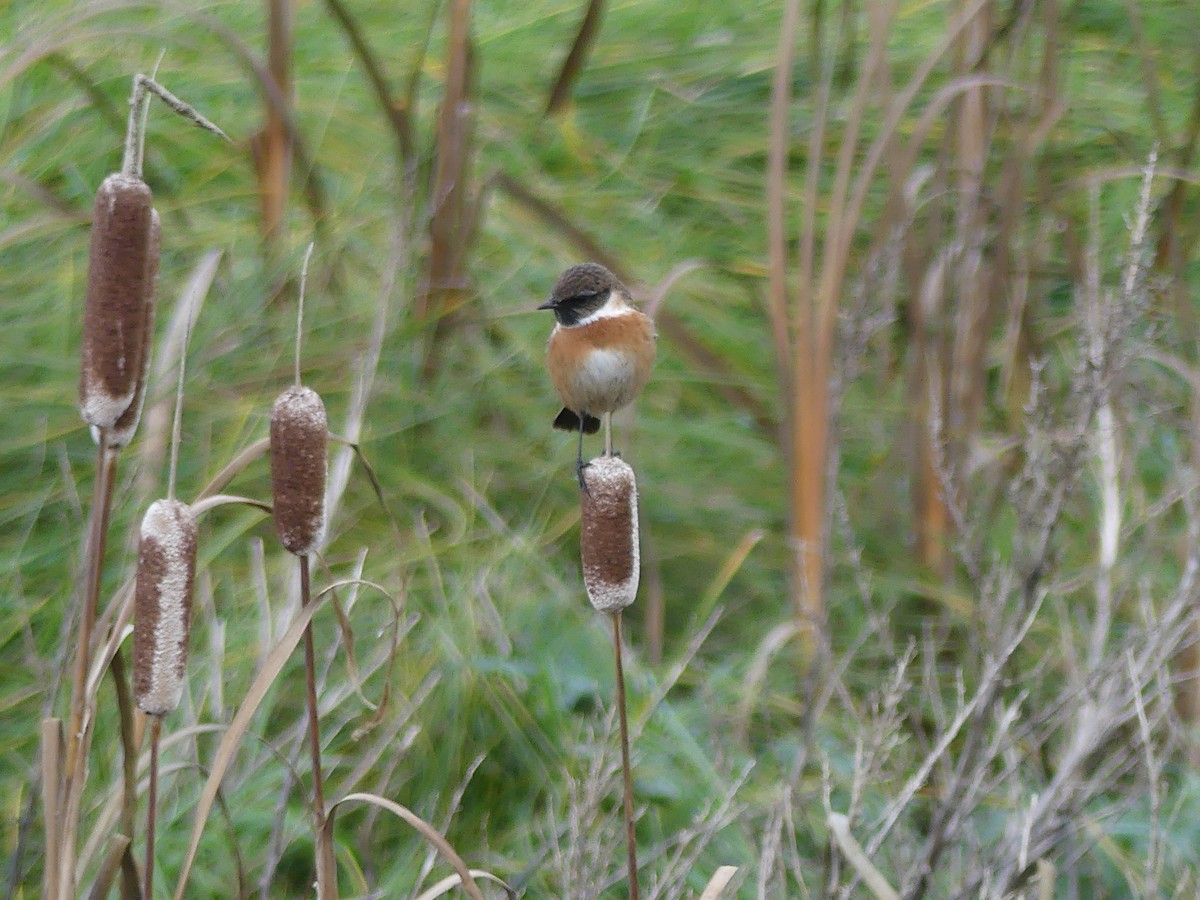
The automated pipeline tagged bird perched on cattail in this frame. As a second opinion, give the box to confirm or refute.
[539,263,656,487]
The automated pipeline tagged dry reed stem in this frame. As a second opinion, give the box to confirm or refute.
[419,0,474,371]
[545,0,606,116]
[321,0,414,165]
[323,794,489,900]
[697,866,739,899]
[254,0,292,245]
[171,580,365,898]
[300,557,337,898]
[143,715,162,900]
[770,0,995,632]
[827,813,898,900]
[135,250,222,496]
[59,438,117,899]
[267,249,334,894]
[612,611,639,900]
[39,718,63,899]
[578,456,640,896]
[107,646,141,900]
[86,833,131,900]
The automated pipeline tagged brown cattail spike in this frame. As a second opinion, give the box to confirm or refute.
[80,173,154,428]
[580,456,640,612]
[134,498,198,716]
[270,386,328,555]
[104,208,161,448]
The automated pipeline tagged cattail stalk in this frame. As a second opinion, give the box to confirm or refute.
[40,719,63,899]
[144,715,162,900]
[57,439,120,899]
[62,85,155,900]
[269,246,336,894]
[60,71,223,900]
[64,438,116,777]
[132,497,198,899]
[612,610,638,900]
[131,237,200,900]
[579,455,640,899]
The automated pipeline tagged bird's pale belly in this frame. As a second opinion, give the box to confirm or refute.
[558,348,642,415]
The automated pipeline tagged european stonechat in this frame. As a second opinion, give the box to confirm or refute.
[538,263,656,487]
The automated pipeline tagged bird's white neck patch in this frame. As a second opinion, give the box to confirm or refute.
[572,292,633,327]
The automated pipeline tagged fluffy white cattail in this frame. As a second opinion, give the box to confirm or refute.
[101,208,161,448]
[579,456,640,612]
[79,173,155,429]
[133,498,198,716]
[270,386,328,555]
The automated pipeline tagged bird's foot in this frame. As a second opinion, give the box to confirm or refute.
[576,458,592,495]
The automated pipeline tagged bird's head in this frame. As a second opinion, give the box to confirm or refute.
[537,262,629,327]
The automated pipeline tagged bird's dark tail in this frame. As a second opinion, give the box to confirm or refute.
[553,408,601,434]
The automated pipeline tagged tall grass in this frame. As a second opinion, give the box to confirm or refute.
[3,0,1200,896]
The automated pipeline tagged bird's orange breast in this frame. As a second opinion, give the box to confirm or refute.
[546,311,656,415]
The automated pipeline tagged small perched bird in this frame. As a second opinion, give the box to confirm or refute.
[539,263,656,487]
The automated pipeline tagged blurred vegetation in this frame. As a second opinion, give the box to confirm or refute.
[4,0,1200,896]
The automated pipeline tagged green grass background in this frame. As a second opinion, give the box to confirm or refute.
[4,0,1200,896]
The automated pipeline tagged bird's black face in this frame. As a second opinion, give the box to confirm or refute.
[537,262,625,326]
[538,289,609,326]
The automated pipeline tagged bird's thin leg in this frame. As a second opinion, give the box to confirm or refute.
[576,414,590,493]
[604,413,613,457]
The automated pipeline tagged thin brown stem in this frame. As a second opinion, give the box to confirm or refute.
[61,436,117,898]
[545,0,606,116]
[295,243,315,388]
[66,435,110,774]
[109,646,141,900]
[321,0,414,165]
[86,834,132,900]
[144,715,162,900]
[40,719,63,900]
[612,611,639,900]
[300,557,335,895]
[259,0,292,245]
[167,288,196,502]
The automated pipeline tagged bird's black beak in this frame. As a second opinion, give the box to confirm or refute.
[537,298,557,311]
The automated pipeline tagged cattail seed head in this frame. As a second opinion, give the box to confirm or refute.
[101,207,161,449]
[579,456,640,612]
[80,173,155,428]
[270,385,328,555]
[134,498,198,716]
